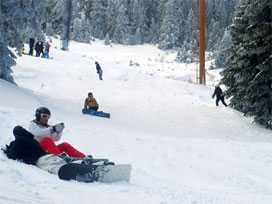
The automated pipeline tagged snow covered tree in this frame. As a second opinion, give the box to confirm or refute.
[176,41,196,63]
[214,29,232,69]
[131,0,149,44]
[149,18,159,44]
[106,0,118,39]
[178,8,197,63]
[46,0,66,36]
[0,0,46,84]
[104,33,110,45]
[112,0,132,45]
[221,0,272,129]
[158,0,181,50]
[90,0,107,39]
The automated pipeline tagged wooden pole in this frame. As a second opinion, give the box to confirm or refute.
[199,0,205,85]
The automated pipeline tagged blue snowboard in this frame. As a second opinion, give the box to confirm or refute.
[82,108,110,118]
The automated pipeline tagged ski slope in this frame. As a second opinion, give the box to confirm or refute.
[0,38,272,204]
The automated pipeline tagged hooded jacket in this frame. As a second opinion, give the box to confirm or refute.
[84,95,99,109]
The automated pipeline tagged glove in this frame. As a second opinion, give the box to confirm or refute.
[53,123,65,133]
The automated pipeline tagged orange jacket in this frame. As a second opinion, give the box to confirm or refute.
[84,96,99,108]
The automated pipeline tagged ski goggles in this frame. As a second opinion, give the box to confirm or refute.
[41,113,51,119]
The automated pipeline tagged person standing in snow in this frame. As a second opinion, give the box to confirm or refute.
[39,42,44,57]
[28,107,91,158]
[29,38,35,56]
[35,42,40,57]
[212,85,228,107]
[84,92,99,111]
[44,42,50,59]
[95,61,103,80]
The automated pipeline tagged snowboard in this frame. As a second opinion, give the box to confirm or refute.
[82,108,110,118]
[58,155,110,165]
[58,163,131,183]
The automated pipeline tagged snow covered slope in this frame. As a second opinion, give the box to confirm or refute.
[0,38,272,204]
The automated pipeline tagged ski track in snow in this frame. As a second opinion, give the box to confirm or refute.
[0,38,272,204]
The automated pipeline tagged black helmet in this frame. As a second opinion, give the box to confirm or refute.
[35,107,51,120]
[88,92,92,97]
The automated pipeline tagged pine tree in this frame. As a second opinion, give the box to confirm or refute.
[131,0,149,44]
[214,29,232,69]
[112,0,132,45]
[46,0,66,36]
[221,0,272,129]
[90,0,107,39]
[158,0,181,50]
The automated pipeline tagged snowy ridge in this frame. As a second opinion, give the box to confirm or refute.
[0,39,272,204]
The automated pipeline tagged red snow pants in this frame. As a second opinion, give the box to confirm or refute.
[40,137,85,158]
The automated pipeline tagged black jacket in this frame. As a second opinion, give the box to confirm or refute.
[3,126,47,165]
[29,38,35,47]
[213,86,223,98]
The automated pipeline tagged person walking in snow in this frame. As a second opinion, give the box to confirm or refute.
[95,61,103,80]
[84,92,99,111]
[28,107,92,158]
[212,85,228,107]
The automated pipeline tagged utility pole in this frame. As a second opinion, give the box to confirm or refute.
[199,0,206,85]
[62,0,72,51]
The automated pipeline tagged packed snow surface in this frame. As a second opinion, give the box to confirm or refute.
[0,38,272,204]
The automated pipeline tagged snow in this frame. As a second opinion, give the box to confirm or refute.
[1,38,272,204]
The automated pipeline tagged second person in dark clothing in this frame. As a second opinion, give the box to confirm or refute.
[95,61,103,80]
[29,38,35,56]
[212,85,228,107]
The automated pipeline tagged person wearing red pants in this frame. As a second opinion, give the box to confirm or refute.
[28,107,91,158]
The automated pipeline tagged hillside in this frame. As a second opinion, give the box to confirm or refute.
[0,39,272,204]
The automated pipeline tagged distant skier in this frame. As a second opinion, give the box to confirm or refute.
[212,85,228,107]
[29,38,35,56]
[44,42,50,59]
[84,92,99,111]
[39,42,44,57]
[95,61,103,80]
[28,107,92,158]
[35,42,40,57]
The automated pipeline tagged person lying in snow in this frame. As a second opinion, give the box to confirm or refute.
[2,126,114,182]
[28,107,92,158]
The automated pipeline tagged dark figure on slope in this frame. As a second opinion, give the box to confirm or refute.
[212,85,228,107]
[35,42,40,57]
[39,42,44,57]
[2,126,116,183]
[95,61,103,80]
[29,38,35,56]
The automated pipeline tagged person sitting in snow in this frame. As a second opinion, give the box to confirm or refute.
[28,107,92,158]
[212,85,228,107]
[95,61,103,80]
[84,92,99,111]
[2,126,114,182]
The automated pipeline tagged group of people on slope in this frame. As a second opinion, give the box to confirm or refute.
[29,38,51,59]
